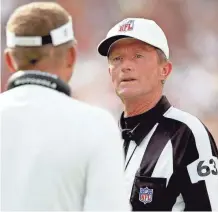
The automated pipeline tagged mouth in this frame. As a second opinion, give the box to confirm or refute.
[120,78,137,83]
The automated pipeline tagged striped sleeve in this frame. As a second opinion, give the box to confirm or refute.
[185,123,218,211]
[165,108,218,211]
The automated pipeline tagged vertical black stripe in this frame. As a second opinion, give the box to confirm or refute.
[139,120,171,176]
[131,118,183,211]
[162,117,199,210]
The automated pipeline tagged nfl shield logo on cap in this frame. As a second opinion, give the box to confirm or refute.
[118,20,135,32]
[139,187,153,204]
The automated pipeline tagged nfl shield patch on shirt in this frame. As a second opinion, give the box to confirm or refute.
[139,187,153,204]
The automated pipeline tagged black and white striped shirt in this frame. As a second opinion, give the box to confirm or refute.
[120,96,218,211]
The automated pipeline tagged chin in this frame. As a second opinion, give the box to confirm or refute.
[117,90,139,100]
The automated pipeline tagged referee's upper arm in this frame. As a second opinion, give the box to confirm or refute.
[165,107,218,210]
[181,114,218,210]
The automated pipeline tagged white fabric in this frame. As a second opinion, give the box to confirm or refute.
[6,31,42,47]
[6,17,74,47]
[151,139,173,186]
[172,194,185,211]
[0,85,130,211]
[98,18,169,58]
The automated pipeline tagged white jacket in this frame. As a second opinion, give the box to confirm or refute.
[0,84,130,211]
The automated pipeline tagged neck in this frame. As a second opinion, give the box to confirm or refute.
[123,90,163,117]
[20,67,69,83]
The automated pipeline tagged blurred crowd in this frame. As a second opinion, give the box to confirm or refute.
[1,0,218,142]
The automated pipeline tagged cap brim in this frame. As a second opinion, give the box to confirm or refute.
[98,35,131,56]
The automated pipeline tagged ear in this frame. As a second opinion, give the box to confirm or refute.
[160,61,172,81]
[107,56,113,76]
[4,49,17,73]
[67,46,77,68]
[108,67,112,75]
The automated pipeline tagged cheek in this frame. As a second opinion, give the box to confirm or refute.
[137,64,159,84]
[109,67,119,84]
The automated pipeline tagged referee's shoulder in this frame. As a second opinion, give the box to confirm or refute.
[164,106,212,150]
[164,106,208,133]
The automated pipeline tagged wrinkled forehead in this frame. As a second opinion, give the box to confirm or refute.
[108,38,155,56]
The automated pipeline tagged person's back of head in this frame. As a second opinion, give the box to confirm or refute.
[5,2,76,83]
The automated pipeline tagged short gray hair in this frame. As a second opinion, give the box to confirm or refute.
[156,48,168,64]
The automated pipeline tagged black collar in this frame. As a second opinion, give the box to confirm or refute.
[120,96,171,145]
[6,70,71,97]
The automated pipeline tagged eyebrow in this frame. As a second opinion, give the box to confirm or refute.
[141,44,155,51]
[108,43,156,58]
[108,52,120,60]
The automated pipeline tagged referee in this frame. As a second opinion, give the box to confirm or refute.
[98,18,218,211]
[1,3,130,211]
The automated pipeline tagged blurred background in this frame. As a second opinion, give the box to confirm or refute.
[1,0,218,143]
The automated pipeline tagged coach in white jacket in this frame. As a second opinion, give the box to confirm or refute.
[1,2,130,211]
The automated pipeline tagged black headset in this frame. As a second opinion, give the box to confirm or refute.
[6,70,71,97]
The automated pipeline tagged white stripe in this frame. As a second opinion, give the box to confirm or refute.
[172,193,185,211]
[151,139,173,186]
[164,107,212,157]
[164,107,218,210]
[124,124,158,199]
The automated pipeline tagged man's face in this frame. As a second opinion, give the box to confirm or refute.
[108,38,171,101]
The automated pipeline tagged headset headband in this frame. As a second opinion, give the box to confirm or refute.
[6,17,74,47]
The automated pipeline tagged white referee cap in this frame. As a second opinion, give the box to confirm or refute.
[6,17,74,48]
[98,18,169,59]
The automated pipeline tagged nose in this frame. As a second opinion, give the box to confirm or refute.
[120,60,133,73]
[118,56,134,73]
[121,67,132,73]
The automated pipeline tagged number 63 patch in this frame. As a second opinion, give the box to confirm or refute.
[187,156,218,184]
[197,158,218,176]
